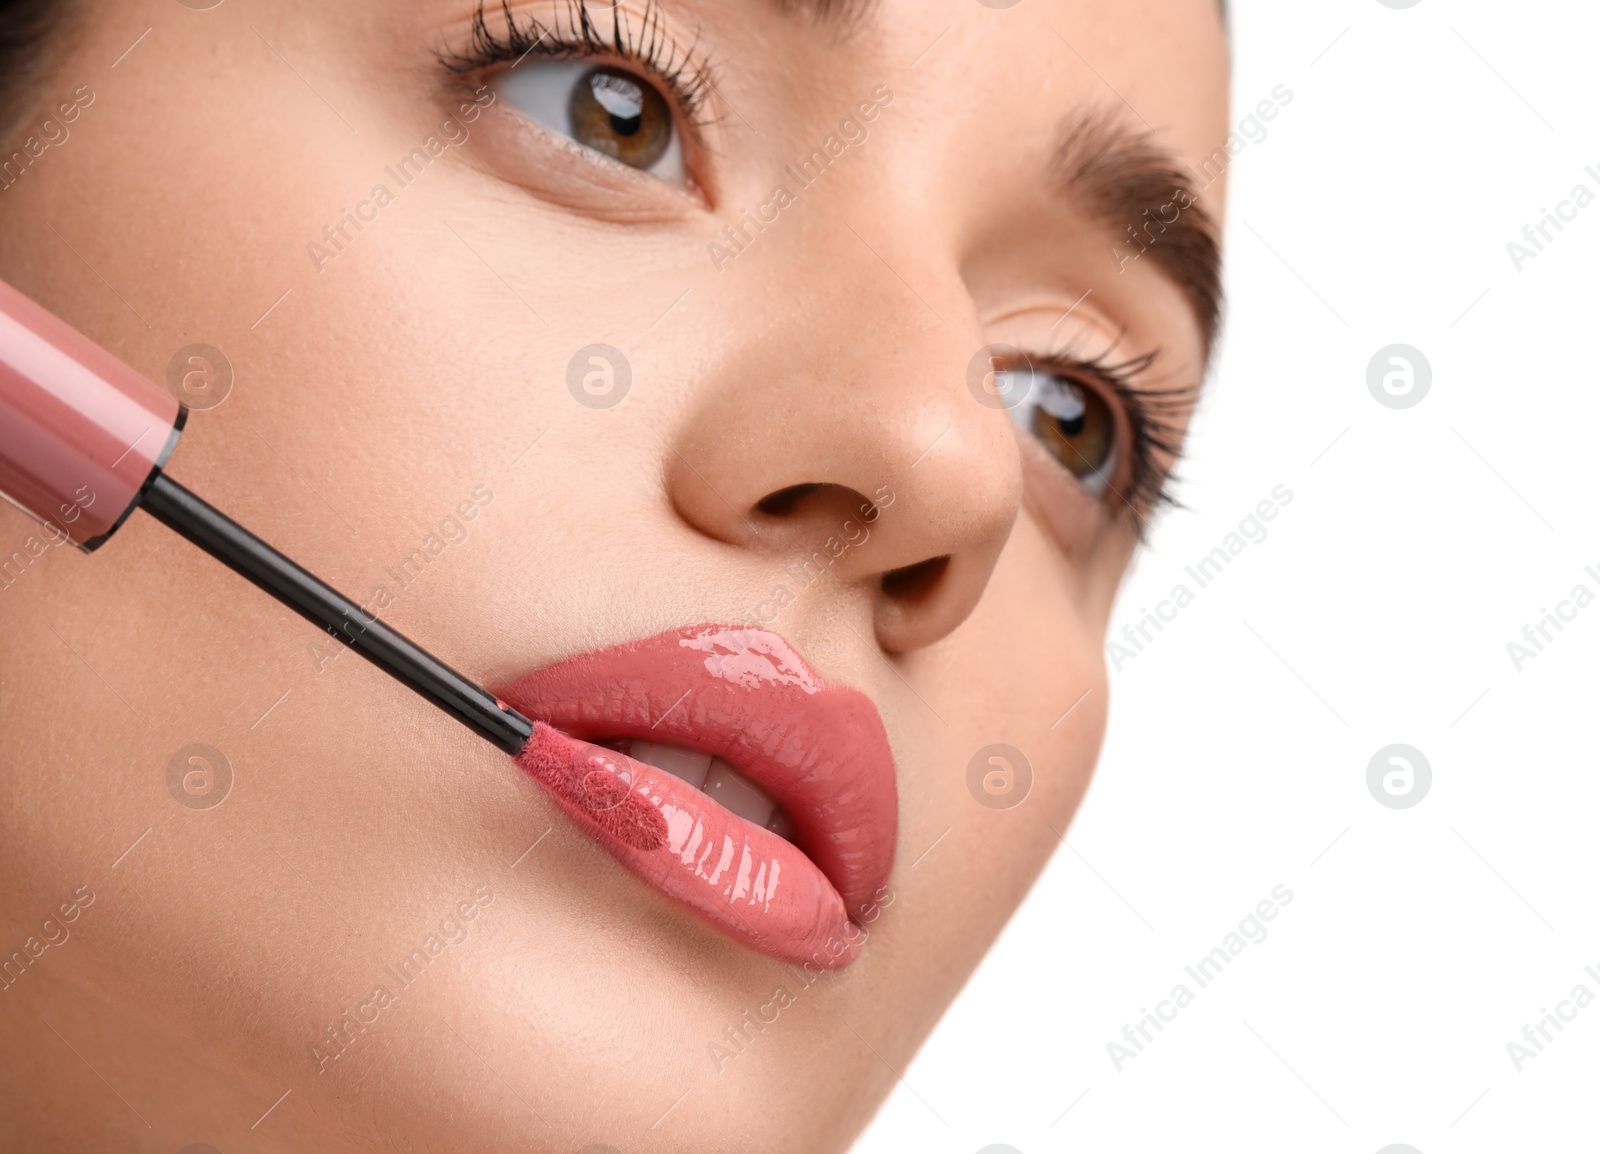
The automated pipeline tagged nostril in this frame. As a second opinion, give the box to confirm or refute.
[755,483,823,517]
[880,555,949,601]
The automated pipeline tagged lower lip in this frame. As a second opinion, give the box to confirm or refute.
[518,722,862,968]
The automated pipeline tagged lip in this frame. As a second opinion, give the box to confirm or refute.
[496,625,898,969]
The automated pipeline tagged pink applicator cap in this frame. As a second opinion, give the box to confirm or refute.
[0,277,184,550]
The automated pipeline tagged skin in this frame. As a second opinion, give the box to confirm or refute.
[0,0,1227,1150]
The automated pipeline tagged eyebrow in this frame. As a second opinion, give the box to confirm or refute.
[774,0,878,28]
[1053,109,1223,353]
[779,0,1227,31]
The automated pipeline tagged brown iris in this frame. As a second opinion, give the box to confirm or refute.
[1029,378,1116,487]
[568,66,673,170]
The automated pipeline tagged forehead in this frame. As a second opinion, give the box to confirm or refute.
[759,0,1230,184]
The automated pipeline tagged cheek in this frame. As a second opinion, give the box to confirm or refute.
[975,513,1115,754]
[897,513,1111,916]
[864,514,1113,1020]
[1013,426,1121,570]
[1013,439,1141,620]
[985,514,1113,818]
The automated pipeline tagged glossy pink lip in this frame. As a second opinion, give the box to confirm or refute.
[496,625,898,969]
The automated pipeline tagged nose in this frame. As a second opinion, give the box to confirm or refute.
[665,261,1022,654]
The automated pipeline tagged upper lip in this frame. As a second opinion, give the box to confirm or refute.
[497,624,898,933]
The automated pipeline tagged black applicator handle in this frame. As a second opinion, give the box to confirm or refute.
[140,471,534,755]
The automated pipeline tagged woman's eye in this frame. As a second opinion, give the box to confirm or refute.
[493,60,686,184]
[998,370,1119,495]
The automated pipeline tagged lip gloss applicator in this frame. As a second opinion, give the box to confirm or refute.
[0,276,536,755]
[0,278,892,968]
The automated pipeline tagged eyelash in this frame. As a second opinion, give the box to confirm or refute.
[440,0,715,130]
[1025,348,1198,533]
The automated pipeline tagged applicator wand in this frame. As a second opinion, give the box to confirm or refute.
[0,277,535,755]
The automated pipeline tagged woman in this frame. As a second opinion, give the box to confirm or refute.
[0,0,1227,1148]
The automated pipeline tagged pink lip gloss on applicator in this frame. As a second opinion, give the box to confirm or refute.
[0,276,536,754]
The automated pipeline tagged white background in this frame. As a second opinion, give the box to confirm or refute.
[857,0,1600,1150]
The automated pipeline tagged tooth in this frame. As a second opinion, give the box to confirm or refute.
[702,757,776,829]
[629,741,712,790]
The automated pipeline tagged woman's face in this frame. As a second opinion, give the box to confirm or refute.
[0,0,1226,1148]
